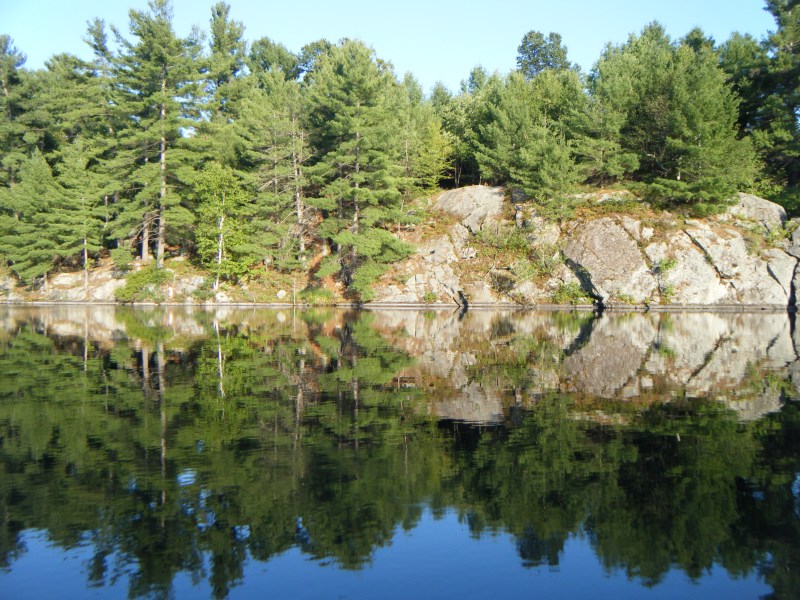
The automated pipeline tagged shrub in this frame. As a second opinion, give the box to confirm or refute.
[551,281,591,305]
[110,247,133,273]
[115,266,172,303]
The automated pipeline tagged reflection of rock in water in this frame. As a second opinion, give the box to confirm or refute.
[374,309,799,423]
[1,306,797,424]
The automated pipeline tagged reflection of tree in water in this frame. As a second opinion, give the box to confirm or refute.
[0,310,799,598]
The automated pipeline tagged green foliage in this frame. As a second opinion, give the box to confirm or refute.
[517,31,571,79]
[114,265,172,303]
[551,281,591,304]
[110,247,133,272]
[298,286,335,305]
[194,162,251,286]
[591,23,757,206]
[423,291,437,304]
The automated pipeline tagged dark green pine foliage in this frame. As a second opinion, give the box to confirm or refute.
[725,0,800,206]
[108,0,202,267]
[0,36,28,187]
[196,2,248,168]
[516,31,572,80]
[305,40,413,301]
[0,152,62,284]
[51,138,107,297]
[474,70,584,201]
[235,70,310,270]
[591,23,756,207]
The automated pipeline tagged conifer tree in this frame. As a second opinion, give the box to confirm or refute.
[0,35,27,187]
[0,152,62,285]
[235,71,310,269]
[109,0,202,267]
[51,138,107,297]
[305,40,413,300]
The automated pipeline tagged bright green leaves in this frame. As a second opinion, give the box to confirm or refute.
[194,162,250,287]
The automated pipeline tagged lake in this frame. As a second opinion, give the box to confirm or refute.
[0,305,798,599]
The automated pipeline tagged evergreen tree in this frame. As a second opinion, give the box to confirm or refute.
[474,71,584,200]
[591,23,756,205]
[51,138,107,297]
[305,40,413,300]
[248,37,300,81]
[109,0,202,267]
[235,71,310,269]
[0,35,27,187]
[517,31,571,79]
[0,152,61,285]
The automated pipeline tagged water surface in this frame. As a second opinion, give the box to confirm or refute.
[0,306,798,598]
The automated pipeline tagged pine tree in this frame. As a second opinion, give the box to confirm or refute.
[0,35,27,187]
[591,23,756,205]
[235,71,310,269]
[109,0,202,267]
[517,31,571,79]
[305,40,413,300]
[51,138,107,297]
[0,152,61,285]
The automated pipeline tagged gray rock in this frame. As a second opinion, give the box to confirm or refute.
[563,217,657,304]
[726,192,787,234]
[646,233,730,304]
[420,236,458,264]
[176,275,206,296]
[91,278,125,301]
[276,289,288,300]
[434,186,505,234]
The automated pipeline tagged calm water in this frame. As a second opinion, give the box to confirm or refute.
[0,306,799,599]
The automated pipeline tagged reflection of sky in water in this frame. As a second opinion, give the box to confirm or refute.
[0,513,772,600]
[793,473,800,518]
[177,469,196,487]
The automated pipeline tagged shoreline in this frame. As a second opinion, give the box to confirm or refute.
[1,300,795,313]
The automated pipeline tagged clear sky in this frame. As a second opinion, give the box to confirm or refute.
[2,0,777,93]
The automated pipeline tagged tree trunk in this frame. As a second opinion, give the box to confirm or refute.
[292,119,305,259]
[83,237,89,300]
[156,77,167,270]
[215,193,225,291]
[141,212,151,262]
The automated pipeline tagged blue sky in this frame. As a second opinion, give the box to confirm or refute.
[3,0,777,93]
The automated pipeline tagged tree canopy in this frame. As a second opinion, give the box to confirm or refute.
[0,0,794,296]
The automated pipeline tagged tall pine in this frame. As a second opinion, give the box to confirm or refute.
[109,0,202,267]
[305,40,412,300]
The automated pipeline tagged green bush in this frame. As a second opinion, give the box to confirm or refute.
[110,247,133,273]
[551,281,591,305]
[299,287,336,306]
[115,266,172,303]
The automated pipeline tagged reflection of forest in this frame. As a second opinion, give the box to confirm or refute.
[0,306,799,598]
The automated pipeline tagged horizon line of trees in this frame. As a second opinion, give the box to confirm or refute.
[0,0,798,299]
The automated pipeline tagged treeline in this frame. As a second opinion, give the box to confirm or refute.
[0,0,798,299]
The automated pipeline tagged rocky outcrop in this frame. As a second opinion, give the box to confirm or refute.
[724,192,787,234]
[374,186,798,308]
[2,186,797,309]
[434,186,504,233]
[562,218,657,304]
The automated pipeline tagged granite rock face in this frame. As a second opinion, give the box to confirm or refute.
[562,217,657,304]
[372,186,799,307]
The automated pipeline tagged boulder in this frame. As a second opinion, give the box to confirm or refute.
[434,186,504,234]
[563,217,657,304]
[726,192,787,234]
